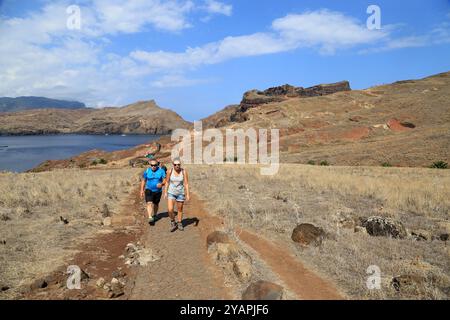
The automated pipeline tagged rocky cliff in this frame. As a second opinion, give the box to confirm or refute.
[234,81,351,121]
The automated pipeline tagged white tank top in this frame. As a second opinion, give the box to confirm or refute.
[168,169,184,195]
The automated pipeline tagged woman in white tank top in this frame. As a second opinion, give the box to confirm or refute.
[164,158,190,232]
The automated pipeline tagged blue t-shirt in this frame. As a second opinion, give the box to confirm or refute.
[143,167,166,192]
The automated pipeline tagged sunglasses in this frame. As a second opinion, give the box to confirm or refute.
[173,163,181,166]
[150,164,158,167]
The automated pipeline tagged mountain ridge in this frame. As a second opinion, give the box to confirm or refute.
[0,100,191,135]
[0,96,86,112]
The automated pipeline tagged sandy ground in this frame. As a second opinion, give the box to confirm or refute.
[129,194,230,299]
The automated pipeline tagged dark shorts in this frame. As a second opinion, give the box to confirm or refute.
[145,189,162,204]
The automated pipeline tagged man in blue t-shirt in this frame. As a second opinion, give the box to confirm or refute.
[140,159,166,225]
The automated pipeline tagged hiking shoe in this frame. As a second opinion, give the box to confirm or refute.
[148,216,155,226]
[177,221,184,231]
[170,220,177,232]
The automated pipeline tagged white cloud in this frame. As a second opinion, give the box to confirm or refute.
[131,10,390,70]
[150,74,212,88]
[359,20,450,54]
[92,0,195,33]
[272,10,389,54]
[130,32,289,70]
[202,0,232,16]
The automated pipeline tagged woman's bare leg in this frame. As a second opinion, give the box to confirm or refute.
[168,199,175,221]
[176,201,184,223]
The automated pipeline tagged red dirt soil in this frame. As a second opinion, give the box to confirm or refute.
[236,229,344,300]
[387,119,414,132]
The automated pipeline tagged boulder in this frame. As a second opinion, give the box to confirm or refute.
[391,274,426,296]
[439,233,449,241]
[361,216,407,239]
[410,229,432,241]
[109,278,124,298]
[216,243,240,261]
[242,280,283,300]
[96,277,106,288]
[102,217,112,226]
[206,231,231,247]
[291,223,325,246]
[232,258,252,282]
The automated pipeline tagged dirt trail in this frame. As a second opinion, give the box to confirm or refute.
[129,190,343,300]
[129,194,230,299]
[237,229,343,300]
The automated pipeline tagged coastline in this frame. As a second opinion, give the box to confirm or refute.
[0,134,165,173]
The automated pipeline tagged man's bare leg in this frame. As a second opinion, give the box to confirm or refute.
[146,202,154,219]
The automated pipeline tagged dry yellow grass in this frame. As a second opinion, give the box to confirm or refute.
[186,163,450,299]
[0,168,142,299]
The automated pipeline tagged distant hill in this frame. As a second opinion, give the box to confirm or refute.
[0,96,86,112]
[0,100,191,135]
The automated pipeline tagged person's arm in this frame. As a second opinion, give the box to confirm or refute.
[184,169,190,201]
[157,168,167,188]
[163,168,171,198]
[140,170,146,198]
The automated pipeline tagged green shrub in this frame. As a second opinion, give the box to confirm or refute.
[307,160,316,165]
[381,162,392,167]
[319,160,330,166]
[430,161,448,169]
[99,158,107,165]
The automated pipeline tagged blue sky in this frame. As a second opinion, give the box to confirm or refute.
[1,0,449,121]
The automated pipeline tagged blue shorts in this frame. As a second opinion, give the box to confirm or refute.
[168,193,185,202]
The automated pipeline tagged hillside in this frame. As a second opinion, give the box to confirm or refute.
[0,100,191,135]
[0,96,85,112]
[202,72,450,167]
